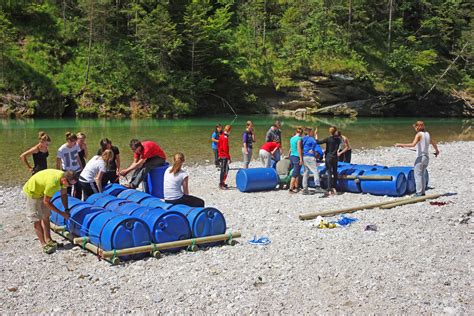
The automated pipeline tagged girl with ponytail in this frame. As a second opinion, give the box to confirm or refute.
[163,153,205,207]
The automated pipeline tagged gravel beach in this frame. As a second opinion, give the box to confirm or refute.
[1,142,472,314]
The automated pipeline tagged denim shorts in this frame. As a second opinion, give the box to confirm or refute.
[289,155,302,177]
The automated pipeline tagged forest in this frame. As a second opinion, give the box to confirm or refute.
[0,0,472,117]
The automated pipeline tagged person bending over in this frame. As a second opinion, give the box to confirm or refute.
[97,138,121,186]
[23,169,78,254]
[79,149,114,200]
[120,139,166,191]
[395,121,439,196]
[164,153,204,207]
[259,141,281,168]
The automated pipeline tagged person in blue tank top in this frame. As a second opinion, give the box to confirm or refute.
[211,124,222,167]
[288,127,303,193]
[301,127,325,194]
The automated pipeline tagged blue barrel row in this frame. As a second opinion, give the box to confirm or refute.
[102,184,227,242]
[49,192,151,260]
[234,163,428,197]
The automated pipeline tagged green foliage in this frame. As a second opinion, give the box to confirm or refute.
[0,0,472,116]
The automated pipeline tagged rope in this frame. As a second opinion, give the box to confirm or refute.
[187,239,197,252]
[111,249,117,262]
[227,232,233,244]
[82,237,87,249]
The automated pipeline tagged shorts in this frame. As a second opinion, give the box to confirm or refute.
[290,155,302,177]
[24,193,50,223]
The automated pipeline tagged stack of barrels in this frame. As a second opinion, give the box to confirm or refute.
[49,184,226,260]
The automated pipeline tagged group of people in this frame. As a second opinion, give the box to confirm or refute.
[21,132,203,254]
[211,120,353,195]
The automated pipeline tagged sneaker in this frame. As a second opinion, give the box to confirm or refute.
[302,189,310,195]
[289,189,298,194]
[47,239,63,248]
[412,193,425,197]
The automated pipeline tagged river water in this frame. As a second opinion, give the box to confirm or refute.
[1,115,472,185]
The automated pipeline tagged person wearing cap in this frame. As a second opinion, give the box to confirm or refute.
[22,169,78,254]
[120,139,167,191]
[395,121,440,196]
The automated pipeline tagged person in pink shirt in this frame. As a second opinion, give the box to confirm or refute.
[120,139,166,190]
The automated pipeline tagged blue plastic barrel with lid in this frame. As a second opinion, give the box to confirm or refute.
[87,212,151,260]
[168,204,226,243]
[146,163,170,198]
[91,195,126,208]
[103,183,128,196]
[67,204,107,236]
[360,168,407,196]
[50,196,87,226]
[236,168,279,192]
[140,197,173,210]
[122,190,153,204]
[113,203,191,245]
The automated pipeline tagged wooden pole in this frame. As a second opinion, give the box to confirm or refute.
[298,194,442,220]
[380,193,442,209]
[101,232,241,258]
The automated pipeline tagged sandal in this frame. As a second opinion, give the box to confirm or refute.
[43,243,57,254]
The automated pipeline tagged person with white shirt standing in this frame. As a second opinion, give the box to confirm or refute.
[56,132,83,198]
[79,149,114,200]
[164,153,204,207]
[396,121,440,196]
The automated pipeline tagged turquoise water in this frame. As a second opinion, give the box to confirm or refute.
[1,115,472,185]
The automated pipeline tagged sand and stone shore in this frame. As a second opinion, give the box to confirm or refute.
[0,142,472,314]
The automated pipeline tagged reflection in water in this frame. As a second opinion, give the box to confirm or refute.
[0,116,472,185]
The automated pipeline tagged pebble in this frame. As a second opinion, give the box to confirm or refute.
[0,142,472,313]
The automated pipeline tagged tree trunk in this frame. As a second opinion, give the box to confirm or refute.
[191,40,195,74]
[387,0,393,52]
[262,0,267,55]
[62,0,66,31]
[85,0,94,86]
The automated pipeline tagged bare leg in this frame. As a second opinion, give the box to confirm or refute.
[41,218,52,244]
[33,221,46,246]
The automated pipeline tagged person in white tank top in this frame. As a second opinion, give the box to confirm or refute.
[395,121,440,196]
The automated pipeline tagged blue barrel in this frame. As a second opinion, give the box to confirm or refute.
[85,193,109,205]
[114,203,191,245]
[67,204,106,236]
[117,189,141,200]
[123,190,153,203]
[169,204,226,243]
[146,163,170,198]
[236,168,279,192]
[336,165,364,193]
[88,212,151,260]
[50,196,88,226]
[106,199,134,211]
[360,169,407,196]
[90,195,124,208]
[103,183,128,196]
[140,197,173,210]
[51,191,62,203]
[387,167,415,194]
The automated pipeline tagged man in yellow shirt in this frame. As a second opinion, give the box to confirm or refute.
[23,169,78,254]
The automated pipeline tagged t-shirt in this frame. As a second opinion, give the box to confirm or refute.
[57,143,82,172]
[266,127,281,143]
[163,167,188,200]
[80,156,106,183]
[276,158,291,176]
[134,141,166,160]
[218,133,230,159]
[260,142,280,153]
[23,169,66,199]
[289,135,302,157]
[242,130,254,149]
[97,146,120,171]
[302,136,324,158]
[211,131,220,150]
